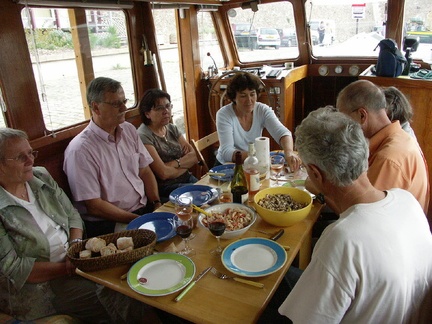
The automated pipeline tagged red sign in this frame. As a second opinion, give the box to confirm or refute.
[352,3,366,19]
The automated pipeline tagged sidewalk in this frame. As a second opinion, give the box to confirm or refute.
[2,45,185,132]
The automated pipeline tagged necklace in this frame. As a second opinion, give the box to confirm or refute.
[17,187,28,200]
[153,126,168,142]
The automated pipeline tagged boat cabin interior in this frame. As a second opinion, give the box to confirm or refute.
[0,0,431,228]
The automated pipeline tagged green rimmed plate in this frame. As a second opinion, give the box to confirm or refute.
[127,253,195,296]
[282,179,306,188]
[282,179,315,198]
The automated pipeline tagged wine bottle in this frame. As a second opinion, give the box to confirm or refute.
[243,143,260,202]
[231,151,248,204]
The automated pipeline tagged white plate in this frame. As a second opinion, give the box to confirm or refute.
[127,253,195,296]
[222,238,287,277]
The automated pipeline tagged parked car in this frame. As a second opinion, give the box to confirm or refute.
[232,23,257,49]
[278,27,318,46]
[279,28,298,47]
[256,27,281,49]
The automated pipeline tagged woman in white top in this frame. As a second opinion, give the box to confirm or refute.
[216,71,301,171]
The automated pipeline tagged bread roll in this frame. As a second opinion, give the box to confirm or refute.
[85,237,106,253]
[117,237,134,250]
[107,243,117,251]
[116,246,133,253]
[79,249,92,259]
[100,245,117,256]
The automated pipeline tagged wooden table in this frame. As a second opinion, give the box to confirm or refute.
[77,176,323,324]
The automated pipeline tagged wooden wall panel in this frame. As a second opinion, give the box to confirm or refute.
[0,1,45,138]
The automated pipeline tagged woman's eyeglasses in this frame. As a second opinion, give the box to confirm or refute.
[152,103,173,112]
[101,99,129,109]
[5,150,38,163]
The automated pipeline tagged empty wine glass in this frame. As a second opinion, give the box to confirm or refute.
[174,215,196,256]
[208,220,226,255]
[175,196,193,220]
[271,154,285,185]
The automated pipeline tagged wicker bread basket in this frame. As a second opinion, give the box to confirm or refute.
[67,229,156,272]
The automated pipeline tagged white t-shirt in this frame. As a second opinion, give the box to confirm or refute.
[279,188,432,323]
[216,102,291,164]
[7,183,68,262]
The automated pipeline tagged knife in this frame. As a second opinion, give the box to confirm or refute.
[270,229,290,251]
[175,266,212,302]
[270,229,284,241]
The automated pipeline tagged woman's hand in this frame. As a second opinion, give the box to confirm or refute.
[181,144,190,155]
[286,152,302,172]
[65,258,77,276]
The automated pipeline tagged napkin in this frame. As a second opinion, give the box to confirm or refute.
[255,137,270,179]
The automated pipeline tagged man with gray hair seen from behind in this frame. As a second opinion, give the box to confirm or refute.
[278,107,432,323]
[336,80,429,216]
[64,77,161,238]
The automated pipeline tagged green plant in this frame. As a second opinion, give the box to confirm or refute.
[99,26,121,48]
[25,28,73,50]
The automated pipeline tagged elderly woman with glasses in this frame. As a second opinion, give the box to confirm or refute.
[0,128,160,322]
[138,89,198,201]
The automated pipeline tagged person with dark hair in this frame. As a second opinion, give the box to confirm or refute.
[277,107,432,323]
[318,21,325,45]
[64,77,161,238]
[383,86,417,140]
[336,80,429,214]
[216,72,300,171]
[0,128,160,323]
[137,89,198,201]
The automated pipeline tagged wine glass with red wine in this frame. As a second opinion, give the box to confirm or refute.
[174,215,196,256]
[271,154,285,185]
[208,220,226,255]
[175,196,196,240]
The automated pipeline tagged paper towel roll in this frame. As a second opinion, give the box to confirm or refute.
[255,137,270,179]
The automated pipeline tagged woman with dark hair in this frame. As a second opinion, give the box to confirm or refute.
[216,72,300,171]
[138,89,198,201]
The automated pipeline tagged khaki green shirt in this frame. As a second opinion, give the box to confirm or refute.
[0,167,83,320]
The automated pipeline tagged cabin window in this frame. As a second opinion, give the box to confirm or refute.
[152,8,186,134]
[20,6,134,131]
[198,11,224,77]
[228,2,299,63]
[403,2,432,63]
[306,0,388,58]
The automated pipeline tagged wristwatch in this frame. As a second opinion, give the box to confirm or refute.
[316,193,326,204]
[175,159,181,168]
[70,238,82,245]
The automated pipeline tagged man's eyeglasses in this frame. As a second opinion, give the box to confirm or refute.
[101,99,128,109]
[152,103,173,112]
[5,150,38,163]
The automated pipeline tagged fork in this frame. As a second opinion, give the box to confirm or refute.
[210,267,264,288]
[192,204,211,217]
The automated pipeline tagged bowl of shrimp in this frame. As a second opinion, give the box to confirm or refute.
[198,203,256,239]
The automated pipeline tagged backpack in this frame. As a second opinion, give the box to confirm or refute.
[374,38,406,77]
